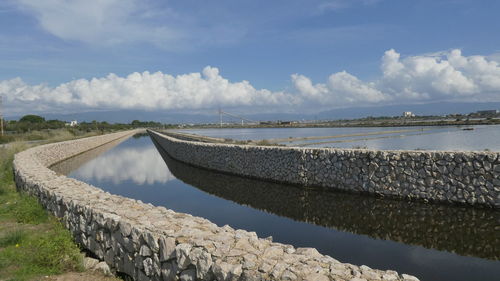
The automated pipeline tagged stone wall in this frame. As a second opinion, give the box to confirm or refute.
[155,145,499,261]
[13,130,418,280]
[149,130,500,208]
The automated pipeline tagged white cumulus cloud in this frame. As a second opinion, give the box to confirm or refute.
[1,49,500,115]
[291,49,500,105]
[0,66,293,115]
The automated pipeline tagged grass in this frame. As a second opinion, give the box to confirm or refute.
[0,128,106,145]
[0,132,99,280]
[0,218,83,279]
[0,229,26,247]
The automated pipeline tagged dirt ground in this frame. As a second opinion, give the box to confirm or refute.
[38,271,122,281]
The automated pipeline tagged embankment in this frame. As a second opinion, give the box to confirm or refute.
[155,147,499,260]
[13,130,418,280]
[149,130,500,208]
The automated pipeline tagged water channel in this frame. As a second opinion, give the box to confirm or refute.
[51,129,500,281]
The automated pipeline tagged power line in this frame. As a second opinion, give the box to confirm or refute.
[217,108,254,127]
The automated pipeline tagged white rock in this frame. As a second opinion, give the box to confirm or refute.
[94,261,112,276]
[82,257,99,270]
[176,243,193,270]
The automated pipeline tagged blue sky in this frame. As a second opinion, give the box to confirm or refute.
[0,0,499,115]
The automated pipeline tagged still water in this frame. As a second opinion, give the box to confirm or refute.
[51,134,500,281]
[179,125,500,151]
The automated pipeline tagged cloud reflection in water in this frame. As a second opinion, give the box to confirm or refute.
[73,146,175,185]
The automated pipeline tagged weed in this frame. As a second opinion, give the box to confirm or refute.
[0,229,26,247]
[12,195,48,224]
[0,137,85,280]
[256,139,271,145]
[29,219,84,273]
[0,219,83,280]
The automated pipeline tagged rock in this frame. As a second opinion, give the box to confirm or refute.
[119,221,132,237]
[493,164,500,173]
[94,261,112,276]
[180,268,197,281]
[176,243,193,270]
[122,254,136,277]
[239,270,265,281]
[140,244,152,256]
[143,257,154,276]
[83,257,99,270]
[189,247,213,279]
[137,269,150,281]
[304,273,330,281]
[281,270,298,280]
[483,161,492,171]
[161,261,179,281]
[270,262,287,279]
[148,233,161,254]
[152,254,161,276]
[402,274,420,281]
[159,236,176,261]
[382,273,399,280]
[262,246,284,259]
[213,261,242,281]
[295,247,322,258]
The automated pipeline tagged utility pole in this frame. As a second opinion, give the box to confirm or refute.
[0,95,4,137]
[218,107,223,128]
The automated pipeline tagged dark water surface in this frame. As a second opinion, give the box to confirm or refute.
[52,134,500,281]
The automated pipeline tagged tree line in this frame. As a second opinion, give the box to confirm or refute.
[2,114,174,134]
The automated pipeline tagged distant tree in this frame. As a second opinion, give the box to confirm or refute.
[19,114,45,123]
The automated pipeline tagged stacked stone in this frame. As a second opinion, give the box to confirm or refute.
[160,150,499,260]
[150,130,500,208]
[13,130,420,280]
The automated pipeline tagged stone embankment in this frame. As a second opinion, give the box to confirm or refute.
[149,130,500,208]
[156,148,499,261]
[13,130,418,280]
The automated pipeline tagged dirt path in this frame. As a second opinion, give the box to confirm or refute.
[38,272,121,281]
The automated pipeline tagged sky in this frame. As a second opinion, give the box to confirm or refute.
[0,0,499,116]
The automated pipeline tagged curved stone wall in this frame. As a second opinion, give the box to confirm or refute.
[156,147,499,260]
[149,130,500,208]
[13,130,418,280]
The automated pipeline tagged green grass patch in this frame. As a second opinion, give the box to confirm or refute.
[0,229,27,247]
[12,195,49,224]
[0,137,88,280]
[0,218,83,280]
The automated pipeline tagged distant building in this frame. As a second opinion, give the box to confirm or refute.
[476,110,498,116]
[65,120,78,127]
[402,111,415,117]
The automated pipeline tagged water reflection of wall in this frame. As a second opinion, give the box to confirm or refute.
[52,138,175,185]
[152,138,499,261]
[51,137,129,175]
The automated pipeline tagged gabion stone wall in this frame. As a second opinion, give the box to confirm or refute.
[13,130,419,280]
[149,130,499,208]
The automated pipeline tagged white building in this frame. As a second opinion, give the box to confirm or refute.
[66,120,78,127]
[403,111,415,117]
